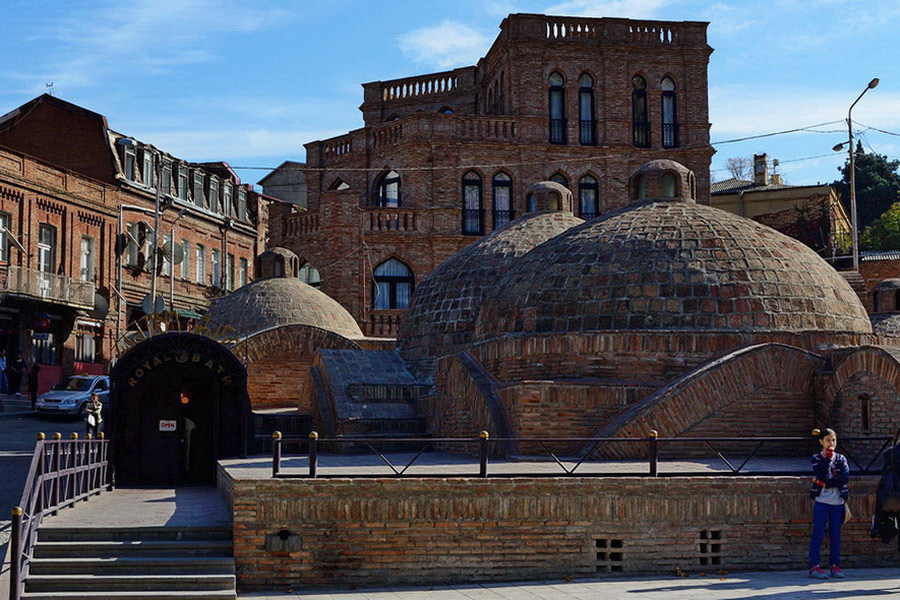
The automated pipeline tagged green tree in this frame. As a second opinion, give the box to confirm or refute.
[861,201,900,251]
[833,142,900,231]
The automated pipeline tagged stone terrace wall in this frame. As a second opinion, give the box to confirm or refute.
[222,472,894,589]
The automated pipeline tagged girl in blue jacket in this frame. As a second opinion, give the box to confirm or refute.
[808,427,850,579]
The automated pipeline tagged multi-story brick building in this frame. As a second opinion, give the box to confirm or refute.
[264,13,715,336]
[0,94,266,393]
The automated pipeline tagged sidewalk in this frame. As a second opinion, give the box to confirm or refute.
[240,568,900,599]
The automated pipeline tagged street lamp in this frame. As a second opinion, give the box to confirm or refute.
[169,208,190,312]
[833,77,880,271]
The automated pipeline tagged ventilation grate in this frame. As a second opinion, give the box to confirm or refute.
[698,530,724,566]
[594,538,625,573]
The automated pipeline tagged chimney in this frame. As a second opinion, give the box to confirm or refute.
[753,153,768,186]
[771,173,783,185]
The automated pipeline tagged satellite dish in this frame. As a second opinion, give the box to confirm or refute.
[162,240,185,265]
[142,293,165,315]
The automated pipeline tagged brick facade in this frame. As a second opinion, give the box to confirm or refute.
[265,14,715,335]
[0,95,265,392]
[220,469,895,589]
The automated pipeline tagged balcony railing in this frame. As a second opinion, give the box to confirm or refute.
[2,266,94,309]
[662,123,679,148]
[549,118,566,144]
[633,122,650,148]
[366,209,418,232]
[579,120,596,145]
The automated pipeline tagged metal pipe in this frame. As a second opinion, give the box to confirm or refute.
[847,77,879,271]
[272,431,282,478]
[10,506,22,600]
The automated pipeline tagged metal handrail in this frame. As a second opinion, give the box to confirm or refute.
[8,434,112,600]
[268,431,894,479]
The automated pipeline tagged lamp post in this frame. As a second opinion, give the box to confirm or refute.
[835,77,880,271]
[169,208,189,312]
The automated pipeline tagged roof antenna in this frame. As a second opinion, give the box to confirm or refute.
[45,82,54,96]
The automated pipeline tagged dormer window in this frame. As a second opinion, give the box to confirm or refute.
[160,160,173,196]
[207,176,220,213]
[192,170,204,206]
[237,188,247,222]
[122,145,136,181]
[223,181,233,216]
[141,149,155,187]
[177,165,189,200]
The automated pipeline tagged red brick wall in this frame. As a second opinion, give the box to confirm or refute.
[222,472,895,589]
[242,325,361,411]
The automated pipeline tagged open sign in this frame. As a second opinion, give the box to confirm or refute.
[159,420,177,432]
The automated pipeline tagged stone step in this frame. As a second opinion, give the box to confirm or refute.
[38,526,232,542]
[25,574,235,593]
[21,591,236,600]
[33,540,233,558]
[28,556,236,575]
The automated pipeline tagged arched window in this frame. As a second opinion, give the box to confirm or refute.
[548,71,566,144]
[578,175,599,219]
[438,106,454,114]
[662,173,677,198]
[661,77,678,148]
[579,73,595,145]
[462,171,484,235]
[374,170,401,207]
[633,174,647,200]
[328,178,350,191]
[299,261,321,288]
[492,173,513,229]
[632,75,649,148]
[373,258,413,310]
[550,173,569,188]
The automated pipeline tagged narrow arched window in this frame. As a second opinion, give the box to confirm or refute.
[373,258,414,310]
[374,170,400,207]
[298,261,321,288]
[550,173,569,188]
[492,173,513,230]
[662,173,677,197]
[548,72,566,144]
[661,77,678,148]
[632,75,649,147]
[579,73,595,145]
[578,175,599,219]
[462,171,484,235]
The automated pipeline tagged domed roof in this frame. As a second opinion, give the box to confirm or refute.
[398,210,584,379]
[474,200,872,339]
[206,277,363,339]
[871,314,900,337]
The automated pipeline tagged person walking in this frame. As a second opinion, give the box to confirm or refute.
[808,427,850,579]
[28,361,40,411]
[84,393,103,438]
[0,350,9,395]
[9,351,26,395]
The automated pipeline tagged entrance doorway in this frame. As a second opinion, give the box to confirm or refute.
[110,333,248,486]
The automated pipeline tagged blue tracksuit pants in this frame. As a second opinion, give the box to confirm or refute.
[809,501,844,568]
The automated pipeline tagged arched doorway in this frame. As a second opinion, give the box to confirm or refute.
[110,333,249,486]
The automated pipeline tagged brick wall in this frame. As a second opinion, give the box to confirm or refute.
[223,471,896,589]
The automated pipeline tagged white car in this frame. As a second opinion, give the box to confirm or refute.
[35,375,110,418]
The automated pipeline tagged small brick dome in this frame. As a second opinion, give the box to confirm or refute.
[872,314,900,337]
[206,277,364,339]
[474,199,872,339]
[524,181,574,212]
[398,210,584,380]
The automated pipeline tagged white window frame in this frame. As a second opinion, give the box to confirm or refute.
[196,244,206,284]
[239,257,248,287]
[0,212,9,262]
[80,236,95,282]
[37,224,56,274]
[211,249,221,288]
[181,239,191,280]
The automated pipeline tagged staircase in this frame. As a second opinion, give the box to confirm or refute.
[22,525,236,599]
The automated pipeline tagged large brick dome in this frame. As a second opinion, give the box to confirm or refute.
[474,200,872,339]
[398,210,584,380]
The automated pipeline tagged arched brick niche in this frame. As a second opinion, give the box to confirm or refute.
[820,346,900,439]
[241,324,361,412]
[591,343,826,459]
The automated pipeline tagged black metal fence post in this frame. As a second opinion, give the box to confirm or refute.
[649,430,658,477]
[309,431,318,478]
[479,430,490,478]
[10,506,22,600]
[272,431,282,478]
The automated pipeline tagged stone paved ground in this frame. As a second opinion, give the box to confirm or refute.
[240,568,900,599]
[41,487,231,528]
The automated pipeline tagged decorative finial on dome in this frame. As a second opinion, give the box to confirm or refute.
[630,159,696,204]
[523,181,574,214]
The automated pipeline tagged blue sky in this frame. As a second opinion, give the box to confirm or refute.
[1,0,898,189]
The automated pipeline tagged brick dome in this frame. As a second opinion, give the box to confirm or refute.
[398,210,584,379]
[872,314,900,337]
[474,200,872,339]
[206,277,364,339]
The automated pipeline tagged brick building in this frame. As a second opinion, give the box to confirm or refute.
[0,95,266,393]
[264,13,715,336]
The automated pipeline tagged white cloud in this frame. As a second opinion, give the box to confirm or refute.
[543,0,671,18]
[12,0,290,92]
[397,21,491,69]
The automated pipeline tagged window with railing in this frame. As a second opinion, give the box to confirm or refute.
[549,71,566,144]
[373,170,401,207]
[462,171,483,235]
[579,73,596,146]
[579,175,599,220]
[492,173,513,230]
[373,258,413,310]
[632,75,650,148]
[662,77,678,148]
